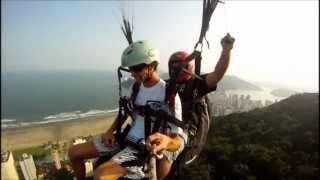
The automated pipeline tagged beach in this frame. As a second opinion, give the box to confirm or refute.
[1,115,116,151]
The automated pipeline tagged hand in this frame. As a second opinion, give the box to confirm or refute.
[101,130,115,147]
[221,33,235,51]
[146,132,171,155]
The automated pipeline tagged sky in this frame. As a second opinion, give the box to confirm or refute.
[1,0,319,92]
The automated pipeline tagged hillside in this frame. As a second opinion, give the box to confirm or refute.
[271,88,298,97]
[172,93,319,180]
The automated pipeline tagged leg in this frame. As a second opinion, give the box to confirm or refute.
[157,158,172,180]
[68,142,99,180]
[94,160,127,180]
[95,146,148,180]
[158,142,185,180]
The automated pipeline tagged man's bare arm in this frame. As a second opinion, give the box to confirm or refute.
[206,33,235,89]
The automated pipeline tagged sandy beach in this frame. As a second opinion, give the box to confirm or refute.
[1,115,116,151]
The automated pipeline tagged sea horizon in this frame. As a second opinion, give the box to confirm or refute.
[1,70,303,130]
[1,70,120,127]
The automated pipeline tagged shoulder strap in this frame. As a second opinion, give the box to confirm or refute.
[131,81,141,103]
[165,81,177,107]
[115,82,140,146]
[194,53,202,75]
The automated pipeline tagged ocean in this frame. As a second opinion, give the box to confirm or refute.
[1,70,125,129]
[1,70,287,130]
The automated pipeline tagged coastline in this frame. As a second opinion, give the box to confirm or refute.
[1,114,116,151]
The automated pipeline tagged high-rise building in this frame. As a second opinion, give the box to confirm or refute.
[1,151,20,180]
[265,100,273,106]
[72,137,87,145]
[231,94,239,109]
[19,153,37,180]
[225,107,233,116]
[51,149,61,170]
[85,160,94,177]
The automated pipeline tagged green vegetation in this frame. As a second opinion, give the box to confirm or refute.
[169,93,319,180]
[52,168,74,180]
[12,146,51,161]
[10,93,318,179]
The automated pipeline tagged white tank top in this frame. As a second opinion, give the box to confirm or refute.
[125,79,186,144]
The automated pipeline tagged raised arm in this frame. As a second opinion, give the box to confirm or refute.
[205,33,235,89]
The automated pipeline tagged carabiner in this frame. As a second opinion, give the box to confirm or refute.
[194,42,203,52]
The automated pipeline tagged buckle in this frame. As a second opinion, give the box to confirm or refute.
[189,124,197,137]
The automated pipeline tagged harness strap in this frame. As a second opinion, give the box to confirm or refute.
[197,0,220,49]
[115,97,131,146]
[133,105,145,116]
[144,105,152,140]
[148,108,186,130]
[116,81,186,146]
[131,82,141,103]
[152,109,166,134]
[121,12,134,45]
[115,81,140,146]
[194,53,202,76]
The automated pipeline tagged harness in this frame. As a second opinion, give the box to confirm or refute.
[115,0,222,153]
[110,0,222,177]
[114,77,186,151]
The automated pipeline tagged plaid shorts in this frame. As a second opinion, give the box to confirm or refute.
[93,135,185,179]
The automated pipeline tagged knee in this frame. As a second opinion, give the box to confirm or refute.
[94,161,126,180]
[157,159,172,180]
[158,172,170,180]
[93,171,100,180]
[94,167,105,180]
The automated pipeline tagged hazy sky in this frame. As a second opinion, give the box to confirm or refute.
[1,1,318,92]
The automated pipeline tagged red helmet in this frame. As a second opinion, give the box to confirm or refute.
[168,51,194,83]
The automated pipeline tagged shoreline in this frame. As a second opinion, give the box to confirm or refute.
[1,112,117,132]
[1,114,116,151]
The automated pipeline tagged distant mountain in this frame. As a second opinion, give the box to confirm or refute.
[159,73,262,91]
[122,72,262,91]
[218,75,262,91]
[266,93,318,121]
[122,74,262,91]
[175,93,319,179]
[271,88,298,97]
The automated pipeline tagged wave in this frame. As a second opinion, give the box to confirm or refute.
[1,108,118,129]
[1,124,20,129]
[43,108,118,120]
[1,119,17,123]
[43,110,82,120]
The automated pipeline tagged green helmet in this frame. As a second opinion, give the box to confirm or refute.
[121,40,160,67]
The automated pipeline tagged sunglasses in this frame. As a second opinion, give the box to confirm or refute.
[129,64,147,72]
